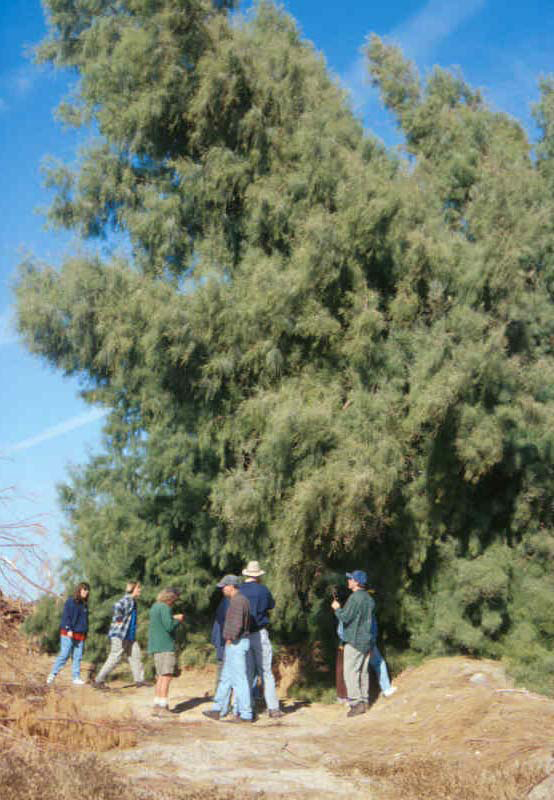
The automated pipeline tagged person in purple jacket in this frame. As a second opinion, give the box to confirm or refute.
[47,582,90,686]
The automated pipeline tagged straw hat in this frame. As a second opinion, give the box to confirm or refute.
[242,560,265,577]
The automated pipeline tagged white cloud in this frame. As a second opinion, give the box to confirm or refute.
[0,307,18,347]
[479,49,547,135]
[1,409,108,455]
[340,0,488,137]
[391,0,487,61]
[11,65,38,96]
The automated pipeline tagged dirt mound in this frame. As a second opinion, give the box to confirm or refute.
[333,657,554,798]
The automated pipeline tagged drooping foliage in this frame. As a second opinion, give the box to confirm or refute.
[16,1,554,688]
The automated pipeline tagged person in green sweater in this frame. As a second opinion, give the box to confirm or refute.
[331,570,375,718]
[148,587,184,716]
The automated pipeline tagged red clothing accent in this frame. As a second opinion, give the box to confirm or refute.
[60,628,87,641]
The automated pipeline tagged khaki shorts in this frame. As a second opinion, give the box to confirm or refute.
[154,651,176,676]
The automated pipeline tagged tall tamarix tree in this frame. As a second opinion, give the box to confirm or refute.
[16,0,554,689]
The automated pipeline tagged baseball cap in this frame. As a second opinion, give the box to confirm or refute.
[346,570,368,587]
[216,574,240,588]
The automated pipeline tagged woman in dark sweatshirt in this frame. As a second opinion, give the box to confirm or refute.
[47,581,90,686]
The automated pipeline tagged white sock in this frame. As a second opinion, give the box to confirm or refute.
[158,698,168,707]
[154,697,162,706]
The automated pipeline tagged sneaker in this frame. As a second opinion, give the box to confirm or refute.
[134,681,153,688]
[72,678,86,686]
[382,686,397,698]
[46,674,55,685]
[346,702,367,718]
[202,710,221,721]
[225,715,253,724]
[268,709,285,719]
[152,705,173,716]
[93,681,110,691]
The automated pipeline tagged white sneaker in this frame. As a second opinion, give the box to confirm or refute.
[72,678,86,686]
[382,686,397,698]
[46,674,55,685]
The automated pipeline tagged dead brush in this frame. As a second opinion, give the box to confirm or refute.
[0,591,141,752]
[3,691,138,750]
[273,640,330,697]
[274,648,301,696]
[338,756,546,800]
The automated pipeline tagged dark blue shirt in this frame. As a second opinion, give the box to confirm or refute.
[125,606,137,642]
[210,596,229,661]
[239,581,275,632]
[60,597,89,634]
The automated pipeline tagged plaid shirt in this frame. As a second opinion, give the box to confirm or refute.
[108,594,136,640]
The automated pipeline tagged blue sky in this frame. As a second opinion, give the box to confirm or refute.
[1,0,553,591]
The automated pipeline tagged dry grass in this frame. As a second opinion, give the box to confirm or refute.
[0,593,140,752]
[273,647,302,696]
[340,756,546,800]
[4,691,138,750]
[0,744,245,800]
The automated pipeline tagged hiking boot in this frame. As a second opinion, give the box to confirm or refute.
[93,681,110,691]
[346,702,367,718]
[268,709,285,719]
[134,681,153,688]
[202,710,221,721]
[225,715,253,724]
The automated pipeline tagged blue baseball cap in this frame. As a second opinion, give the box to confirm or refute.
[346,570,368,586]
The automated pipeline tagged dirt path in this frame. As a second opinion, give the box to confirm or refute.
[74,666,372,798]
[49,657,554,799]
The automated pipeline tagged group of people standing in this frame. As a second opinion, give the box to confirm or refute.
[46,563,395,721]
[203,560,283,723]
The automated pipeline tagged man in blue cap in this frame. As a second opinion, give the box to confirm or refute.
[331,569,375,717]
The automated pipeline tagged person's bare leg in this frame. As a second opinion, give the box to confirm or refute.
[152,674,172,715]
[153,675,165,714]
[158,674,172,700]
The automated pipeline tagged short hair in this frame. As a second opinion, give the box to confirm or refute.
[157,588,179,604]
[73,581,90,602]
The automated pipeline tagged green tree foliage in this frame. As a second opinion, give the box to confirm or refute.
[16,1,554,690]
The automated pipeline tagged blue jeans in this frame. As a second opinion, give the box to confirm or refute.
[213,637,252,720]
[51,634,85,680]
[369,645,392,693]
[247,628,279,711]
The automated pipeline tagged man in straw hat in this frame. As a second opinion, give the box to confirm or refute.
[240,560,284,719]
[203,575,253,723]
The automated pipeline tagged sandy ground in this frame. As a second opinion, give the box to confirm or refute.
[37,656,554,799]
